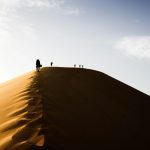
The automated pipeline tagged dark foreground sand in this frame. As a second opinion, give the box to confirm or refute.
[0,67,149,150]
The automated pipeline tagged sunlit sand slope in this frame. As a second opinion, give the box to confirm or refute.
[0,72,44,150]
[0,67,149,150]
[39,67,150,150]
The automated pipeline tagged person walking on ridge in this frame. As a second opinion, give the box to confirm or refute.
[50,62,53,67]
[36,59,42,72]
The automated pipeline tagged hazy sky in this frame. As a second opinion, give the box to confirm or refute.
[0,0,150,95]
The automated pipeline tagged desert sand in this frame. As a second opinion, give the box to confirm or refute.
[0,67,149,150]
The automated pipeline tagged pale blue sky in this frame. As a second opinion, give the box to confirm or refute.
[0,0,150,95]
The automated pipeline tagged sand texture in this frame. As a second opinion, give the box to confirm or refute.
[0,67,149,150]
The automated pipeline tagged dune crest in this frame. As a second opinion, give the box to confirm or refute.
[0,67,150,149]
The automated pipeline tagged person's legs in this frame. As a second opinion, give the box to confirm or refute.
[36,67,40,72]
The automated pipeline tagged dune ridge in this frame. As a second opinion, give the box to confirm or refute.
[0,67,150,150]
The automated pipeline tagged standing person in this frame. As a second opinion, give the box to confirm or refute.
[50,62,53,67]
[36,59,42,72]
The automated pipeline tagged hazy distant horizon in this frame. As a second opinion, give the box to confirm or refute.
[0,0,150,95]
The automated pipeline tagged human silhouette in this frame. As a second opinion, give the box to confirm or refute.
[74,64,76,68]
[36,59,42,72]
[50,62,53,67]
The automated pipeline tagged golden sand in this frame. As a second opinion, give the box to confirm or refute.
[0,72,44,149]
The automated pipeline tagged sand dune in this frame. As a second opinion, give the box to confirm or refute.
[0,67,149,149]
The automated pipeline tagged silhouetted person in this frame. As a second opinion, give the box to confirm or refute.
[79,65,81,68]
[50,62,53,67]
[82,65,84,68]
[36,59,42,72]
[74,64,76,68]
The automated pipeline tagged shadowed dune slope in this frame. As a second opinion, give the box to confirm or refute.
[0,67,150,150]
[39,67,150,150]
